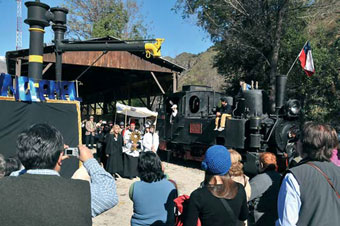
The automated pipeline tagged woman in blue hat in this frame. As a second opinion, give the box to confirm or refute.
[184,145,248,226]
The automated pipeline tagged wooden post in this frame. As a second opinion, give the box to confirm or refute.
[173,72,177,93]
[15,59,21,76]
[113,100,116,116]
[151,96,156,108]
[13,59,22,93]
[90,104,95,115]
[147,95,151,109]
[42,62,53,76]
[75,80,79,98]
[128,81,131,106]
[103,101,108,114]
[114,101,117,124]
[150,72,165,94]
[138,97,147,107]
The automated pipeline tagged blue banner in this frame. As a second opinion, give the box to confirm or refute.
[0,73,81,102]
[0,73,15,97]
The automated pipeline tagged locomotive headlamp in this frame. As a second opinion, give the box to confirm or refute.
[286,99,301,117]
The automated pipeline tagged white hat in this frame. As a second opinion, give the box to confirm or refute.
[171,104,177,109]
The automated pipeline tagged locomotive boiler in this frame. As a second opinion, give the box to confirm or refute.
[157,76,301,175]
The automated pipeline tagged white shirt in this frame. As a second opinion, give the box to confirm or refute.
[172,109,178,117]
[142,132,153,151]
[124,129,132,144]
[153,132,159,152]
[142,132,159,152]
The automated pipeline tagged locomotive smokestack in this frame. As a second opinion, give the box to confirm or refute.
[24,1,50,80]
[51,7,68,82]
[275,75,287,112]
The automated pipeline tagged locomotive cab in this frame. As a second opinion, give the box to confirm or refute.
[158,85,227,160]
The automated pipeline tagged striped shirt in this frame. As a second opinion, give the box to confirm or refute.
[84,158,118,217]
[11,158,118,217]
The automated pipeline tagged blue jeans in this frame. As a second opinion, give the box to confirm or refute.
[85,135,94,149]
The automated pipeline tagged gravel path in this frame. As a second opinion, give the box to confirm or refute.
[93,160,204,226]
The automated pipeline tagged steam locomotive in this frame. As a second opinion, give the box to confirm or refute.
[156,76,301,175]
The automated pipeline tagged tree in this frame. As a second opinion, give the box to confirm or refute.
[175,0,340,123]
[64,0,148,40]
[286,0,340,123]
[175,0,307,94]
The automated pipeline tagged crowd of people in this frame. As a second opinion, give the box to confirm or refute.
[184,122,340,226]
[81,116,160,179]
[0,120,339,226]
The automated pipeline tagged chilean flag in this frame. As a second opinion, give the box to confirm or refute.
[299,42,315,76]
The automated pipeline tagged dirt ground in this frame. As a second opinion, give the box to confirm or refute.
[93,159,204,226]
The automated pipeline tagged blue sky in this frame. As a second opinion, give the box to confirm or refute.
[0,0,213,58]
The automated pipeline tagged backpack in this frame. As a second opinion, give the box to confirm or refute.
[174,195,201,226]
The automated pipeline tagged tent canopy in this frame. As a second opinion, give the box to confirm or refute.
[116,103,158,118]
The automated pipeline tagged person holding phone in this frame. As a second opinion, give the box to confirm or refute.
[0,123,118,226]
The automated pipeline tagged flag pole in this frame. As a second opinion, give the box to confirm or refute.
[285,40,309,77]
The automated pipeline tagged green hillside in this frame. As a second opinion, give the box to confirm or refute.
[166,47,226,92]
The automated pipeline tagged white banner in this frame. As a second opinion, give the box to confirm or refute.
[116,102,158,118]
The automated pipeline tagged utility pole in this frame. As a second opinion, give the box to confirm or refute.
[16,0,22,50]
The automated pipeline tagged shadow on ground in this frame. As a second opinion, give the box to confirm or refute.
[158,151,202,170]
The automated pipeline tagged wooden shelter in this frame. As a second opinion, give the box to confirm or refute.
[6,37,185,116]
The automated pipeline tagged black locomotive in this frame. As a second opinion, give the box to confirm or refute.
[157,75,301,175]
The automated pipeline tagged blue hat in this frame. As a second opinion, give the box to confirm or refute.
[201,145,231,175]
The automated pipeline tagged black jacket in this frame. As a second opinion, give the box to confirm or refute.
[218,104,232,114]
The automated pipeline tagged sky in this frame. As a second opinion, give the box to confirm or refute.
[0,0,213,58]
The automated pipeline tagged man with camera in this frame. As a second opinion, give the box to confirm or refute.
[0,123,118,226]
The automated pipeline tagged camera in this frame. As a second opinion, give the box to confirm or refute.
[64,147,79,157]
